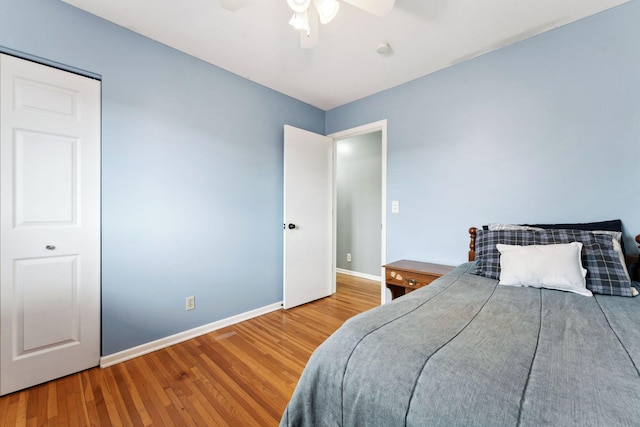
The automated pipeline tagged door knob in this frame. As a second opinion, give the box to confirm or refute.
[288,223,296,230]
[45,245,56,250]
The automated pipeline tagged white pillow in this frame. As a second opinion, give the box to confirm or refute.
[497,243,591,297]
[487,223,543,231]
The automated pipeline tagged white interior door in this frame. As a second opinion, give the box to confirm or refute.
[283,125,334,309]
[0,54,101,395]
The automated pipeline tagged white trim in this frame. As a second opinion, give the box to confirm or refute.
[332,134,338,295]
[328,119,388,305]
[336,268,381,282]
[99,302,282,368]
[328,120,387,140]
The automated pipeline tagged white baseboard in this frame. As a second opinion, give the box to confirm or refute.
[336,268,381,282]
[100,301,283,368]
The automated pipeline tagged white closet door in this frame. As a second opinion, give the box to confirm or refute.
[0,54,101,395]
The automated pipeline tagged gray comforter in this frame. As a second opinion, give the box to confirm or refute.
[280,263,640,426]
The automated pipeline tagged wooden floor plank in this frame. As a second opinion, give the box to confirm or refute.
[0,274,379,426]
[15,392,27,426]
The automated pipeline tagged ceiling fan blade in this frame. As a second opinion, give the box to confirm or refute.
[300,7,319,49]
[219,0,256,11]
[342,0,395,17]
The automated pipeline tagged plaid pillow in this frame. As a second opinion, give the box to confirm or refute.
[474,229,536,279]
[473,229,632,297]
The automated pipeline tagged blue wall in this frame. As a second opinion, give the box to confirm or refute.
[327,1,640,266]
[0,0,324,355]
[2,0,639,356]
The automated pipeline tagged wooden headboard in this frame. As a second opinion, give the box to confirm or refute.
[468,226,640,280]
[468,227,477,262]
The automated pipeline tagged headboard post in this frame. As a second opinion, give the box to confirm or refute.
[468,227,477,262]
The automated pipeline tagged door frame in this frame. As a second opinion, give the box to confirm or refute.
[328,119,387,304]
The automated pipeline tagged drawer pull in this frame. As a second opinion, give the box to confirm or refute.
[406,278,417,286]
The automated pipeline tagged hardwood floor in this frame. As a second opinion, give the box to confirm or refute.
[0,274,380,426]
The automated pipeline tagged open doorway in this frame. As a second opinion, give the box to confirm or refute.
[336,132,382,279]
[329,120,387,305]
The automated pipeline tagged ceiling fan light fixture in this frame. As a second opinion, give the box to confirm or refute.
[289,10,310,32]
[314,0,340,24]
[287,0,311,13]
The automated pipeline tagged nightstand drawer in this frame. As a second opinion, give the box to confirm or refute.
[385,270,438,289]
[383,260,455,300]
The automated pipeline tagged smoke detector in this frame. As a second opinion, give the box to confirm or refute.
[376,42,392,57]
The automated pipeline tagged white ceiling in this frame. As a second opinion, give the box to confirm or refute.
[61,0,629,110]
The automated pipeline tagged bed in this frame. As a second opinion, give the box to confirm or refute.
[280,222,640,426]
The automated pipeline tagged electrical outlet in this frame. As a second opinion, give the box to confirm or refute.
[186,296,195,311]
[391,201,399,213]
[347,253,352,262]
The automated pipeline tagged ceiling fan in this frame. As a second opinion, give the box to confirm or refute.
[219,0,396,49]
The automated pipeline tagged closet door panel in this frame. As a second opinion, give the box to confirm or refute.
[0,53,101,395]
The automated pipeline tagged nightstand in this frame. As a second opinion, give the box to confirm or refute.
[383,260,455,300]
